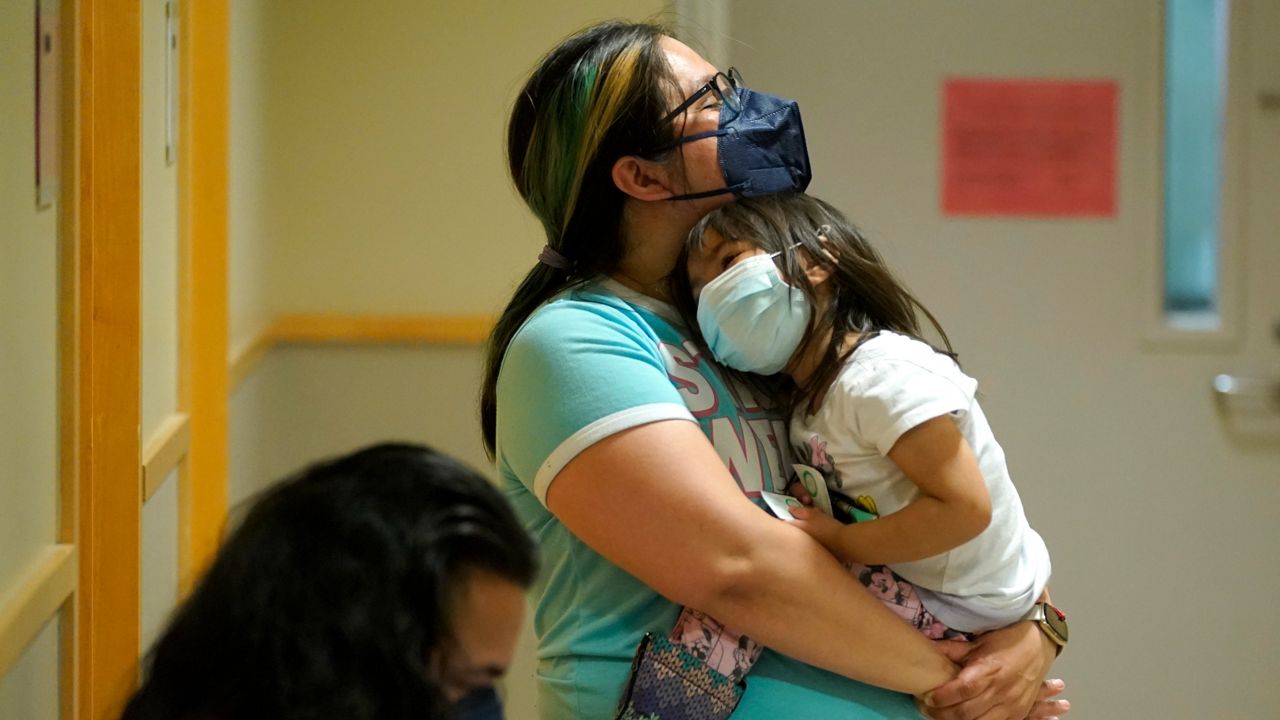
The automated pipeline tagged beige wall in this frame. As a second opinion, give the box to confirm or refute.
[229,0,273,351]
[228,3,667,717]
[241,0,664,319]
[139,0,182,663]
[125,0,1280,717]
[731,0,1279,717]
[0,0,63,714]
[226,0,666,485]
[0,620,59,719]
[141,0,181,437]
[229,344,491,501]
[140,470,181,652]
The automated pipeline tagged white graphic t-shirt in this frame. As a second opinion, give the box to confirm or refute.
[790,331,1051,631]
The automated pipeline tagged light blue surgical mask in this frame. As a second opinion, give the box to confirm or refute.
[696,251,811,375]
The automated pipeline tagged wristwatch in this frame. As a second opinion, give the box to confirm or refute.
[1022,602,1068,654]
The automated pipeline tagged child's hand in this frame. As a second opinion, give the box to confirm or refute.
[786,479,815,506]
[788,504,843,551]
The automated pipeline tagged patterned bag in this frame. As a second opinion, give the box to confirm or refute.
[613,632,746,720]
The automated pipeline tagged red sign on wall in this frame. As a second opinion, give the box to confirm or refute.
[942,79,1118,217]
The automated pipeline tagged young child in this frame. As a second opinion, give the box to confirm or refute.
[675,192,1052,641]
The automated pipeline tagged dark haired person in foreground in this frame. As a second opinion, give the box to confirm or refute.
[120,443,537,720]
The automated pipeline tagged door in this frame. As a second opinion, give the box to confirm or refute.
[729,0,1279,716]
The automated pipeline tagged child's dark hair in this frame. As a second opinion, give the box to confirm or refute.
[120,443,537,720]
[670,192,954,416]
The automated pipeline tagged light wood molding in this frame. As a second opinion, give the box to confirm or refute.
[0,545,77,680]
[227,314,496,392]
[228,323,277,392]
[272,313,495,345]
[142,413,191,502]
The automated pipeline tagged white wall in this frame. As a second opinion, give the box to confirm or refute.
[0,0,63,714]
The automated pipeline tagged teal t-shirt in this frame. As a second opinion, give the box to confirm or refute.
[495,277,918,719]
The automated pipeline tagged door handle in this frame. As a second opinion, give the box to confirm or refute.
[1212,374,1280,406]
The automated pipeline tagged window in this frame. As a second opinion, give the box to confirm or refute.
[1163,0,1230,328]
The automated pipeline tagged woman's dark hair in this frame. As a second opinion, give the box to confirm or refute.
[671,193,955,416]
[120,443,536,720]
[481,20,681,457]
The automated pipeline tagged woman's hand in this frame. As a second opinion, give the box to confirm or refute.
[917,622,1069,720]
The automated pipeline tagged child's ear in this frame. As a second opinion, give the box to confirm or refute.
[803,258,832,288]
[814,226,839,258]
[611,155,675,201]
[802,230,836,287]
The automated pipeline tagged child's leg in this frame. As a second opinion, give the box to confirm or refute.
[669,606,763,683]
[847,562,976,641]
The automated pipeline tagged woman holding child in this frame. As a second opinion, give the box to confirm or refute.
[482,20,1069,719]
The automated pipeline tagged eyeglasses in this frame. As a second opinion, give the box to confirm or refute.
[662,67,744,123]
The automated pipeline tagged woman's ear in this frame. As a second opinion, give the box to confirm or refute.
[612,155,675,201]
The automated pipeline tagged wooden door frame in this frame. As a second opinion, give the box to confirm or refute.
[178,0,229,593]
[73,0,229,716]
[76,1,142,717]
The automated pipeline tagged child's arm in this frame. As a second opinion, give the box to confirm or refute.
[790,415,992,565]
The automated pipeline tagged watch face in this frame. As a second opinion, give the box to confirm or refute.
[1043,605,1068,644]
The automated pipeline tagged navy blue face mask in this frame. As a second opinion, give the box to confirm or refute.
[453,686,504,719]
[659,84,812,201]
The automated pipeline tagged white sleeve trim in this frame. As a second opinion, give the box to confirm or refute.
[532,402,695,504]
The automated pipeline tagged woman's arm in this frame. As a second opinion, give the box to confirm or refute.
[545,418,957,695]
[789,415,992,565]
